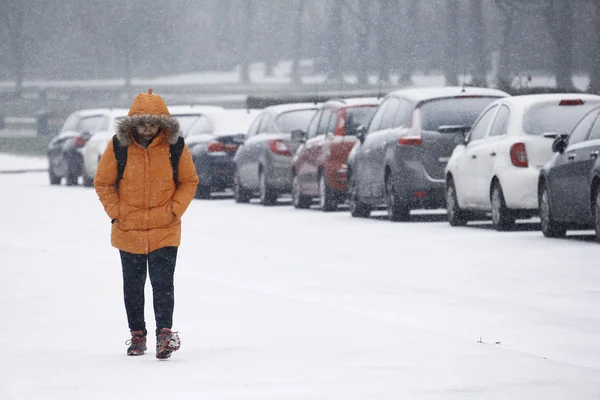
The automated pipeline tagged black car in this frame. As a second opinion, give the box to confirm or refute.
[186,108,260,198]
[47,108,127,186]
[347,87,509,221]
[538,104,600,239]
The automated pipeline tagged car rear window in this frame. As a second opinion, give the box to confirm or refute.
[174,114,205,136]
[420,97,501,131]
[275,109,317,133]
[522,101,600,135]
[345,106,377,135]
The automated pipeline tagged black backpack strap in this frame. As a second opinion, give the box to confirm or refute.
[170,136,185,185]
[112,135,128,190]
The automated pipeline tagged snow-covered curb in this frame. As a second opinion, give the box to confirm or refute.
[0,153,48,173]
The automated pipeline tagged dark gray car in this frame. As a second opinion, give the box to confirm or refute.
[233,103,319,205]
[347,86,509,221]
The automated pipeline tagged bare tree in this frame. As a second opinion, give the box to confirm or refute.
[327,0,344,82]
[495,0,516,91]
[1,1,26,97]
[444,0,460,86]
[591,0,600,93]
[239,0,254,83]
[377,0,393,82]
[398,0,418,85]
[542,0,575,89]
[470,0,487,86]
[291,0,306,85]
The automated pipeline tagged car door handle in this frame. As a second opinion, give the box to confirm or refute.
[490,152,496,157]
[591,151,599,159]
[568,154,576,162]
[471,154,477,159]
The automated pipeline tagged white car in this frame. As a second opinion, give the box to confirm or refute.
[82,104,225,184]
[445,93,600,230]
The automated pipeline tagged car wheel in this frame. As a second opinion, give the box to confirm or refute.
[292,174,311,209]
[194,184,211,200]
[385,174,410,222]
[259,170,277,206]
[49,168,61,185]
[540,183,566,238]
[233,171,251,204]
[319,173,337,212]
[65,173,79,186]
[82,175,94,187]
[594,189,600,243]
[348,173,371,218]
[491,182,516,231]
[446,179,468,227]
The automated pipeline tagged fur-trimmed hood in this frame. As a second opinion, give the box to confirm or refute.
[115,88,180,146]
[115,114,180,146]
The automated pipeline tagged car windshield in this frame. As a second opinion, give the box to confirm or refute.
[275,109,317,133]
[173,114,204,136]
[522,102,600,135]
[61,114,80,132]
[420,97,501,131]
[345,106,377,135]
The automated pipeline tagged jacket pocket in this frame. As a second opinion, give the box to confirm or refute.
[147,202,177,230]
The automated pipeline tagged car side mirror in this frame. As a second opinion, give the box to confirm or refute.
[291,129,307,143]
[356,125,367,143]
[80,131,91,140]
[552,136,567,154]
[231,133,246,145]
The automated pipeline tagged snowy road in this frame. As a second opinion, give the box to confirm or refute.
[1,169,600,399]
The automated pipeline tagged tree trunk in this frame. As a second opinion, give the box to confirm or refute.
[591,1,600,93]
[327,0,344,82]
[216,0,231,52]
[239,0,253,83]
[470,0,486,86]
[356,0,371,86]
[377,0,392,82]
[445,0,460,86]
[399,0,418,84]
[291,0,306,85]
[497,2,514,92]
[544,0,574,89]
[2,2,25,97]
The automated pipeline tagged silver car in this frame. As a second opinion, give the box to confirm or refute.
[233,103,319,205]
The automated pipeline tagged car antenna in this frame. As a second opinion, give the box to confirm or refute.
[461,66,468,92]
[377,80,383,99]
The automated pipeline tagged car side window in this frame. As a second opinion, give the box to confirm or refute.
[77,115,108,134]
[393,99,413,129]
[468,106,497,142]
[306,110,321,138]
[568,110,599,146]
[368,100,390,132]
[489,105,510,137]
[246,114,263,137]
[327,109,338,134]
[258,115,272,134]
[379,97,401,130]
[587,113,600,141]
[316,109,333,136]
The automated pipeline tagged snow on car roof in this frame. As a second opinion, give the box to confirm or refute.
[264,102,321,115]
[388,86,509,103]
[211,109,261,134]
[495,93,600,108]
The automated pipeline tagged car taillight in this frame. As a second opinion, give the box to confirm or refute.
[398,108,422,146]
[510,142,528,168]
[559,99,584,106]
[208,141,238,153]
[73,136,87,147]
[269,140,292,156]
[335,109,346,137]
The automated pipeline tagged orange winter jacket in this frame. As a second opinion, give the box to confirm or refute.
[94,93,199,254]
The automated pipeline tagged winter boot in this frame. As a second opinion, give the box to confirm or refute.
[156,328,181,360]
[125,330,147,356]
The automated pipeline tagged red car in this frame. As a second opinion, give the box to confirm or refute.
[291,98,381,211]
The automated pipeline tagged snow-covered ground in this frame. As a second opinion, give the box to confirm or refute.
[0,153,48,172]
[2,155,600,399]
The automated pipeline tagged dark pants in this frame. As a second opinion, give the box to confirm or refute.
[119,246,178,337]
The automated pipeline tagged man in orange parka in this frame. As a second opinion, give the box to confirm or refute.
[94,89,199,359]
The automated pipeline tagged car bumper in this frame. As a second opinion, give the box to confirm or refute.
[498,167,540,210]
[395,160,446,209]
[194,154,236,190]
[267,156,293,193]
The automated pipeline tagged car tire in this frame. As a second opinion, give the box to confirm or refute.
[194,184,211,200]
[49,169,61,185]
[259,170,277,206]
[292,174,311,209]
[348,173,371,218]
[540,183,566,238]
[82,175,94,187]
[319,173,337,212]
[385,174,410,222]
[446,179,468,227]
[491,182,516,231]
[233,171,251,204]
